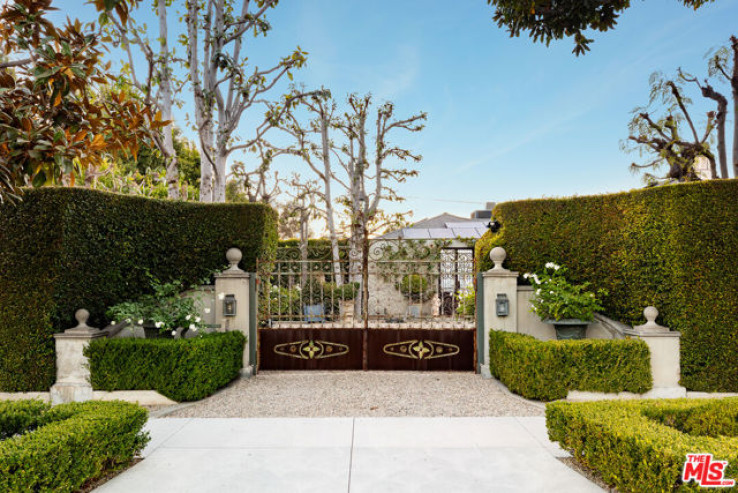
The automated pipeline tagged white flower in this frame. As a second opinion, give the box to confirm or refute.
[185,314,191,321]
[532,275,541,285]
[545,262,561,270]
[195,317,201,323]
[523,273,531,279]
[553,264,560,271]
[137,319,144,325]
[192,327,198,332]
[171,330,177,336]
[204,308,211,314]
[550,291,554,294]
[111,320,116,325]
[126,318,132,323]
[535,289,541,295]
[155,321,164,329]
[218,292,226,300]
[189,324,196,330]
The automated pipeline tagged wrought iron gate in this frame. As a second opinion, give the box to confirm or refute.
[256,242,476,371]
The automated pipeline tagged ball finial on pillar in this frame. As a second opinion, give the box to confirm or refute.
[74,309,90,328]
[489,247,507,270]
[226,248,243,270]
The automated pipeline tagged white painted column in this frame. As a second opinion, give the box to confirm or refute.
[50,309,104,404]
[624,306,686,398]
[214,248,253,377]
[480,247,518,375]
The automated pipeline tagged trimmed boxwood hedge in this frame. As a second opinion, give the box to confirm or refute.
[546,398,738,492]
[489,330,652,401]
[85,331,245,402]
[0,400,149,493]
[0,187,277,391]
[475,180,738,392]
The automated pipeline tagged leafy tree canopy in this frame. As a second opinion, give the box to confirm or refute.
[487,0,715,55]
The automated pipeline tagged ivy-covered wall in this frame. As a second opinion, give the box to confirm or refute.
[0,188,277,391]
[475,180,738,392]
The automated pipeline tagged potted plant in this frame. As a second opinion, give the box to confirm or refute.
[106,277,207,338]
[525,263,606,340]
[300,277,327,323]
[398,274,432,318]
[324,282,360,322]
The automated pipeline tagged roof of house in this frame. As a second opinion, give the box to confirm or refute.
[378,213,488,240]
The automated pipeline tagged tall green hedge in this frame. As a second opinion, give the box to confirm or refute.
[86,331,245,402]
[475,180,738,392]
[0,188,277,391]
[489,330,652,401]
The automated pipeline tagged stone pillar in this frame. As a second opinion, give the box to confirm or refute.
[50,309,105,405]
[624,306,686,398]
[214,248,253,377]
[480,247,518,375]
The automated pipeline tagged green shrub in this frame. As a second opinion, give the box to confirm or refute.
[0,187,276,391]
[85,331,245,402]
[475,180,738,392]
[0,400,149,493]
[489,330,652,401]
[546,398,738,492]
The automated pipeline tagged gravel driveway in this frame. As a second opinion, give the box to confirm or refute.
[166,371,544,418]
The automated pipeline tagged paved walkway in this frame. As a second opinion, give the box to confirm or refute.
[97,417,602,492]
[167,371,545,417]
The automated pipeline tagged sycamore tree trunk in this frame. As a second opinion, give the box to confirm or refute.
[213,145,228,203]
[319,115,342,286]
[199,124,215,202]
[158,0,179,199]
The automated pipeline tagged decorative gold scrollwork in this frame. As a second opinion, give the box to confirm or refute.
[273,339,349,360]
[383,340,460,360]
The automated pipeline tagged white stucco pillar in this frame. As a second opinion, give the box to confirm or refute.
[480,247,518,375]
[50,309,105,404]
[624,306,686,398]
[214,248,253,377]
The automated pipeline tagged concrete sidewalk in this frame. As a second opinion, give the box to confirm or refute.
[96,417,603,493]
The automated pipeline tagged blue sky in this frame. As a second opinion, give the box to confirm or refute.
[54,0,737,221]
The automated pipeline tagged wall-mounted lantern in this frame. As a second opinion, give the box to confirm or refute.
[223,294,237,317]
[496,293,509,317]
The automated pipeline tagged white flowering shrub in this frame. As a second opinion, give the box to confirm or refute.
[106,277,207,335]
[525,263,606,321]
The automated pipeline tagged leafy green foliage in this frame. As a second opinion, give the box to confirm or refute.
[0,400,149,493]
[0,0,157,203]
[475,180,738,392]
[106,276,209,334]
[489,330,652,401]
[0,187,277,391]
[488,0,715,56]
[85,331,245,402]
[398,274,431,302]
[526,263,606,321]
[546,398,738,491]
[455,286,475,317]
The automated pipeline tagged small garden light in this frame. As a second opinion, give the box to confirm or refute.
[496,293,509,317]
[223,294,237,317]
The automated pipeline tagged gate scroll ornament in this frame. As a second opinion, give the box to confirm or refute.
[273,339,349,360]
[383,340,460,360]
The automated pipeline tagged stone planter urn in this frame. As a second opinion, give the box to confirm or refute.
[544,319,589,340]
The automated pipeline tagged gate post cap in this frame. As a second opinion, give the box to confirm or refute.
[226,248,243,270]
[75,309,90,327]
[489,247,507,270]
[633,306,669,333]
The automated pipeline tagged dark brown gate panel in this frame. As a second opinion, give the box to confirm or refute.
[259,328,364,370]
[367,329,475,371]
